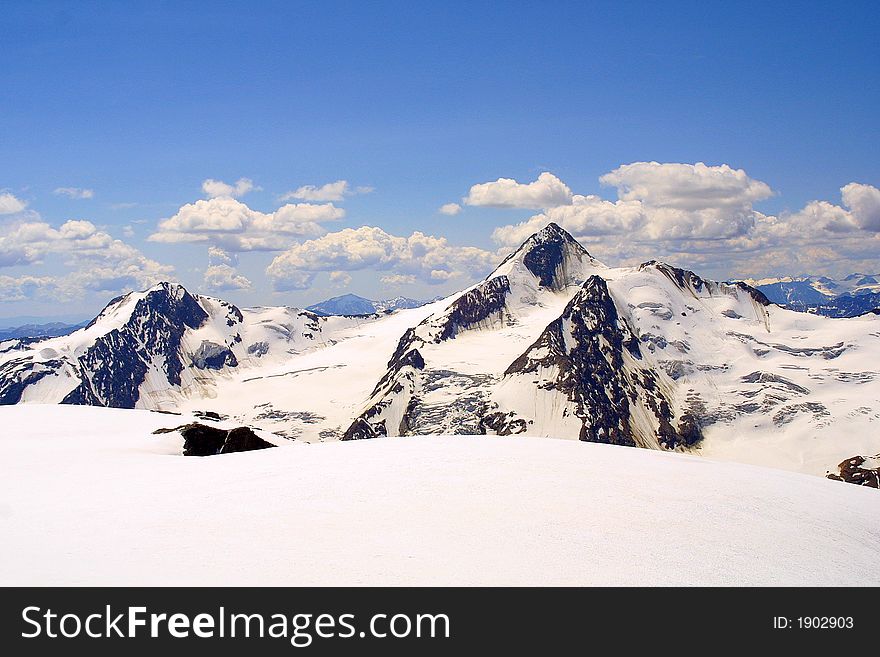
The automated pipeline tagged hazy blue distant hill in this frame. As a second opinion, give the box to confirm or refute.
[0,321,87,342]
[751,274,880,318]
[306,293,426,316]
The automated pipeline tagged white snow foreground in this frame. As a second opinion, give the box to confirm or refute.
[1,405,878,586]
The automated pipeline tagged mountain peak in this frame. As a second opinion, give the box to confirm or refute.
[532,221,574,242]
[492,222,596,291]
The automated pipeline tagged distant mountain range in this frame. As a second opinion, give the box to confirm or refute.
[305,293,427,316]
[745,274,880,318]
[0,321,87,342]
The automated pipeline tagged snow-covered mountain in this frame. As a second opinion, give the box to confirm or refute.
[1,224,878,480]
[306,293,426,316]
[0,282,379,411]
[749,274,880,317]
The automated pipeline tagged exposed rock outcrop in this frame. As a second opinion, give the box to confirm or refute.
[827,455,880,488]
[496,275,700,449]
[156,422,276,456]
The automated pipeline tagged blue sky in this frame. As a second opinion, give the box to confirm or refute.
[1,1,878,322]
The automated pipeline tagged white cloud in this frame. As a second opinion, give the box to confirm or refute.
[208,246,236,266]
[281,180,350,202]
[203,264,252,291]
[539,194,879,282]
[763,183,880,240]
[280,180,375,203]
[380,273,417,286]
[329,271,352,287]
[464,172,572,209]
[266,226,495,291]
[783,200,859,235]
[0,275,57,302]
[486,164,880,279]
[201,177,258,199]
[841,182,880,231]
[0,219,173,297]
[600,162,773,210]
[599,162,774,240]
[53,187,94,199]
[272,270,316,291]
[439,202,462,216]
[149,197,344,251]
[492,195,647,246]
[0,192,27,215]
[492,162,776,246]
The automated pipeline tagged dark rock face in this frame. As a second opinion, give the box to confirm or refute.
[192,341,238,370]
[436,276,510,342]
[342,412,388,441]
[1,282,248,410]
[494,222,591,291]
[342,277,512,440]
[523,241,565,288]
[740,371,810,395]
[180,423,228,456]
[247,341,270,357]
[479,411,528,436]
[499,276,700,449]
[221,426,275,454]
[0,358,64,404]
[341,346,424,441]
[177,422,275,456]
[60,284,211,408]
[827,455,880,488]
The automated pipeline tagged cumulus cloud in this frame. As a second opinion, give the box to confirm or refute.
[766,183,880,241]
[600,162,773,209]
[380,273,417,286]
[53,187,94,199]
[492,195,647,246]
[491,162,775,245]
[272,270,316,292]
[329,271,352,287]
[841,182,880,231]
[439,202,462,216]
[149,197,344,251]
[280,180,373,203]
[0,219,173,300]
[208,246,236,266]
[266,226,495,291]
[0,192,27,215]
[0,275,57,302]
[203,264,252,291]
[487,163,879,279]
[202,177,258,199]
[599,162,774,240]
[782,200,859,235]
[464,172,572,209]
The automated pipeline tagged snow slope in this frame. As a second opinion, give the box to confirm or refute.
[0,405,878,586]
